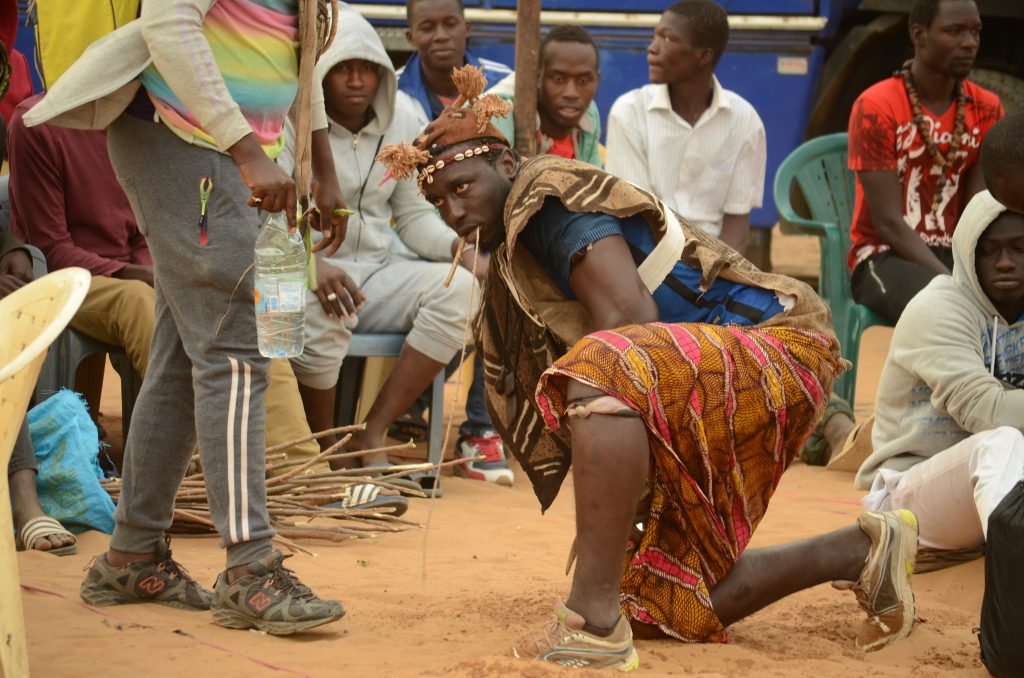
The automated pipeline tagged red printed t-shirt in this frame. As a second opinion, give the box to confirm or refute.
[847,76,1003,269]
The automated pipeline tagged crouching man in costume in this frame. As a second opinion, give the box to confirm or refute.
[377,66,921,671]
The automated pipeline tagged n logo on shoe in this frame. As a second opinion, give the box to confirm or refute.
[248,591,274,613]
[138,576,166,595]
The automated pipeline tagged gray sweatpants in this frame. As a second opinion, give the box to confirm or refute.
[106,115,273,567]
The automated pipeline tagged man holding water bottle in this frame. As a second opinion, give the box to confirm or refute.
[25,0,348,634]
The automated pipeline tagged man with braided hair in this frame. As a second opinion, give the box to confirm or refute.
[377,65,921,670]
[24,0,346,634]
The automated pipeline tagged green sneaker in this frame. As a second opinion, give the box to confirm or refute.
[513,601,640,672]
[80,539,212,611]
[211,551,345,635]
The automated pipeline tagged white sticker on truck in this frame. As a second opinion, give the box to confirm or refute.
[778,56,808,75]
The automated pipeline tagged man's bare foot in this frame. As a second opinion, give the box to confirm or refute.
[326,435,362,471]
[10,468,76,552]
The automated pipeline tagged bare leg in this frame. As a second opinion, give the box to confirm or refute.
[75,352,106,426]
[296,382,364,470]
[710,526,869,625]
[564,380,649,634]
[344,343,445,467]
[562,379,873,634]
[10,469,76,552]
[297,383,340,453]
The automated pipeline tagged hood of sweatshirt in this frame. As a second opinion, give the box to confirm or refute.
[315,2,397,135]
[951,190,1010,321]
[277,4,457,267]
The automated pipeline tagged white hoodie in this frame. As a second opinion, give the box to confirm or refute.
[856,191,1024,489]
[278,4,456,266]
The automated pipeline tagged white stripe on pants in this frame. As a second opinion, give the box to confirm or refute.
[864,427,1024,549]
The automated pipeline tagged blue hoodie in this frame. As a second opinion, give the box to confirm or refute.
[396,49,511,127]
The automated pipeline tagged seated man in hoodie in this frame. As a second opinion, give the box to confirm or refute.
[855,187,1024,554]
[396,0,514,482]
[279,6,478,473]
[491,25,602,168]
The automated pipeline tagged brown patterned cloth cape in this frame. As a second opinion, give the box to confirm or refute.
[479,155,847,511]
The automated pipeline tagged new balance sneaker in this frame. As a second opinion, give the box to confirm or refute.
[513,601,640,672]
[211,551,345,635]
[834,509,919,652]
[454,429,514,486]
[80,539,212,611]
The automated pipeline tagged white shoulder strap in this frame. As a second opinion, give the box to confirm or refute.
[637,203,686,293]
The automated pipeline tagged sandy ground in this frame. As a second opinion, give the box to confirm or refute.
[16,228,988,677]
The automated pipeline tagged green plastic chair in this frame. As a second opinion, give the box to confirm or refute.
[773,132,891,406]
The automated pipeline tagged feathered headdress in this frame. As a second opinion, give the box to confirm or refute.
[376,65,512,190]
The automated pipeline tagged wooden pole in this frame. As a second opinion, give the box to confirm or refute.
[512,0,541,156]
[292,0,320,202]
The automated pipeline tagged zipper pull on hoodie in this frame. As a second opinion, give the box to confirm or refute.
[991,315,999,377]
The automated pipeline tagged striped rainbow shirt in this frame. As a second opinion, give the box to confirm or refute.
[140,0,299,158]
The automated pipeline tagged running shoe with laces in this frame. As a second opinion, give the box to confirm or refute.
[833,509,919,652]
[80,538,212,610]
[212,550,345,635]
[513,600,640,671]
[454,429,514,486]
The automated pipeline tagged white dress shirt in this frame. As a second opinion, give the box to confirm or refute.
[606,77,766,237]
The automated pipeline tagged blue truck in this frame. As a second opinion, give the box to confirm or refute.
[350,0,1024,268]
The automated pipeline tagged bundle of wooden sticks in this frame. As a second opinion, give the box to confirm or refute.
[99,424,474,554]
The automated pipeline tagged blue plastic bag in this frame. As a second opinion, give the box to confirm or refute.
[27,389,115,534]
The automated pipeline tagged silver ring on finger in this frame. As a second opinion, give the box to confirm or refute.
[252,196,263,204]
[326,292,338,301]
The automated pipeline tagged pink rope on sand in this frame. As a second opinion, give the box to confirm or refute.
[20,583,316,678]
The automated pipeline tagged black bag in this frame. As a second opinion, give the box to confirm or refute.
[980,480,1024,677]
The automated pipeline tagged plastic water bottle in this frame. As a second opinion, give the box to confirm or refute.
[254,212,306,358]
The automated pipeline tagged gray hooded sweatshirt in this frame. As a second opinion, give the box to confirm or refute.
[856,190,1024,490]
[278,4,456,266]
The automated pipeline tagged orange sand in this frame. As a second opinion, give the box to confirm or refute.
[15,228,988,677]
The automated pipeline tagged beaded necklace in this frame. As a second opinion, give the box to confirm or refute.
[900,60,967,218]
